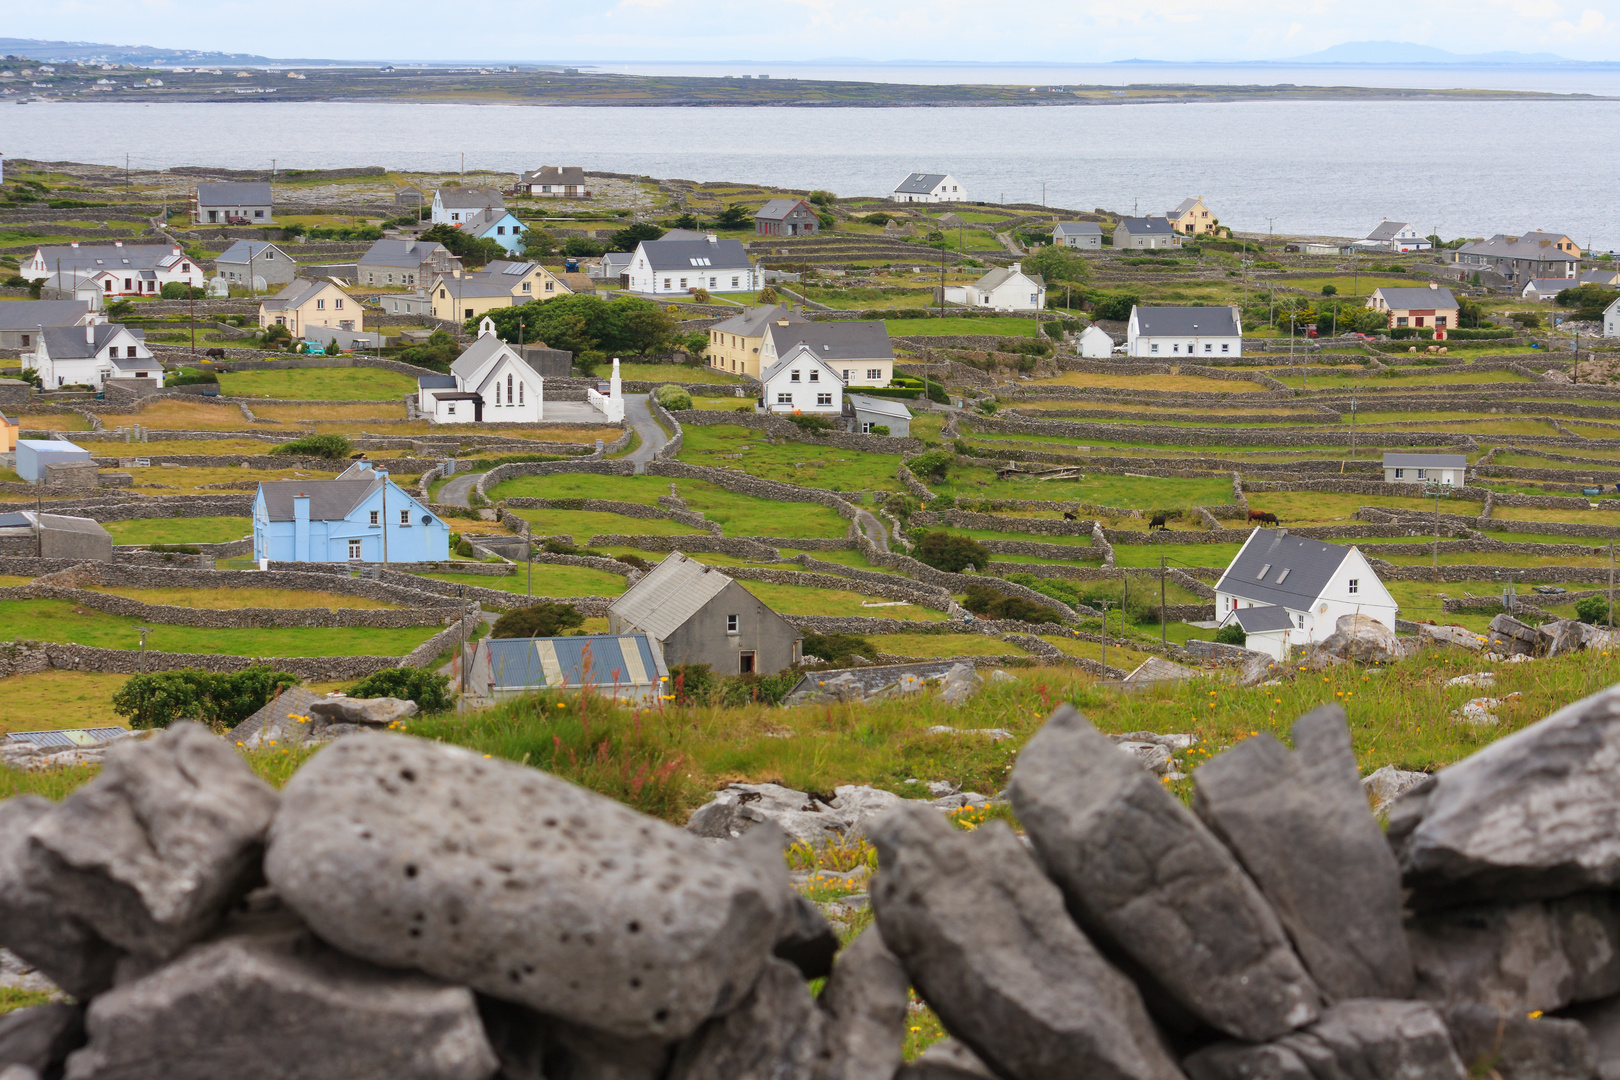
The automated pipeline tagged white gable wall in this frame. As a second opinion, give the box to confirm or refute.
[762,350,843,415]
[1214,544,1396,647]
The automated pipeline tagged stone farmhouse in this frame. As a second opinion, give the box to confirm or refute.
[1215,531,1397,659]
[357,239,460,289]
[608,552,802,676]
[1126,305,1242,358]
[0,510,112,561]
[252,463,449,564]
[753,198,819,237]
[1453,232,1581,282]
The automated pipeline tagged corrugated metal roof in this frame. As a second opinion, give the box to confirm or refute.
[483,633,666,691]
[609,552,733,641]
[5,727,130,748]
[1215,531,1354,609]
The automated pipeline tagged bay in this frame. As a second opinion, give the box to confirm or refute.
[6,98,1619,250]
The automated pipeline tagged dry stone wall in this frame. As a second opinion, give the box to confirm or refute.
[670,409,923,455]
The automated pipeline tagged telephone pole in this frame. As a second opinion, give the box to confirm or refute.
[1159,556,1168,647]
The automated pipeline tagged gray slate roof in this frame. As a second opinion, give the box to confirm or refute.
[847,393,912,421]
[893,173,949,194]
[711,305,805,339]
[417,374,457,389]
[0,300,92,331]
[754,199,811,220]
[437,186,504,209]
[1215,531,1355,609]
[1456,234,1579,263]
[1384,453,1467,468]
[450,334,510,381]
[1371,286,1458,309]
[216,240,290,264]
[1228,605,1297,634]
[196,182,272,206]
[1116,216,1174,235]
[764,319,893,362]
[260,278,348,312]
[256,478,383,522]
[522,166,587,185]
[359,239,454,268]
[39,324,135,360]
[609,552,736,640]
[1131,306,1241,337]
[34,244,183,272]
[1052,222,1103,236]
[1170,198,1202,215]
[1364,221,1412,242]
[972,264,1045,293]
[637,237,752,272]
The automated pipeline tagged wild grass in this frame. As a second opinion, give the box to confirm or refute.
[739,582,949,621]
[617,362,747,385]
[420,566,630,598]
[0,671,134,733]
[251,403,409,423]
[1244,491,1449,524]
[94,399,271,430]
[217,368,419,400]
[1492,505,1620,525]
[102,517,253,544]
[488,473,851,539]
[1023,372,1266,392]
[507,508,708,540]
[883,317,1037,338]
[678,424,904,492]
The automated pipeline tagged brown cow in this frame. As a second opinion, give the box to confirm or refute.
[204,347,226,359]
[1248,509,1266,523]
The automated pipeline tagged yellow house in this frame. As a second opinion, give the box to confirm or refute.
[1520,231,1583,258]
[706,304,806,378]
[1167,197,1217,237]
[258,279,363,336]
[429,260,571,322]
[0,411,17,454]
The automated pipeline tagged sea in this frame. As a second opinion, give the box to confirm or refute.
[6,62,1620,249]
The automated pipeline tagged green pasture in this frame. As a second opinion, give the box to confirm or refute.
[217,368,419,401]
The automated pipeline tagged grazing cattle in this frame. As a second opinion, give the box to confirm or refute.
[204,347,226,359]
[1063,511,1077,521]
[1248,509,1266,523]
[1149,514,1168,531]
[1256,512,1280,526]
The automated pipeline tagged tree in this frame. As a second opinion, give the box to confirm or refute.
[914,531,990,573]
[757,285,780,304]
[715,204,751,230]
[420,223,506,267]
[492,602,586,639]
[473,294,681,358]
[1457,297,1486,329]
[1321,284,1338,296]
[562,237,606,258]
[522,229,557,258]
[808,190,836,208]
[609,222,664,251]
[962,583,1058,623]
[398,328,460,371]
[800,632,874,665]
[259,322,293,348]
[1215,623,1248,646]
[1025,244,1091,286]
[1090,292,1140,321]
[270,433,352,459]
[346,667,452,713]
[1555,284,1619,321]
[669,212,699,230]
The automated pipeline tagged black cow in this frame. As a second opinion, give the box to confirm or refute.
[1062,511,1077,521]
[1256,512,1280,527]
[204,347,226,359]
[1149,514,1168,531]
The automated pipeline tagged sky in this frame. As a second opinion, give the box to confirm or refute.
[9,0,1620,63]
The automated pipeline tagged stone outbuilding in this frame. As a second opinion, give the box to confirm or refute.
[0,510,113,560]
[607,552,801,676]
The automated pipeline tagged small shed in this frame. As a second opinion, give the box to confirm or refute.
[1383,452,1466,486]
[16,439,91,484]
[467,633,669,704]
[1077,324,1114,358]
[0,511,112,561]
[0,411,17,454]
[1219,604,1297,662]
[845,393,912,437]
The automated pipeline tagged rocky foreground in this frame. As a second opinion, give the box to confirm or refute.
[2,683,1620,1079]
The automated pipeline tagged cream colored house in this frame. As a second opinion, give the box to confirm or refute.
[0,411,16,454]
[706,304,806,378]
[258,279,363,336]
[1167,197,1217,237]
[429,260,570,322]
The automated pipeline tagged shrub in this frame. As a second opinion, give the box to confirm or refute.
[1215,623,1248,646]
[269,433,352,459]
[259,323,294,348]
[167,367,219,386]
[345,667,452,713]
[159,282,207,300]
[692,287,711,303]
[144,544,201,555]
[491,602,586,639]
[1321,284,1338,296]
[914,530,989,573]
[1090,292,1140,321]
[668,662,718,706]
[1252,260,1283,270]
[1576,596,1612,626]
[800,631,875,666]
[653,384,692,411]
[614,553,652,572]
[863,212,893,226]
[719,670,801,706]
[908,450,953,482]
[455,538,475,558]
[869,424,890,436]
[111,667,300,730]
[1510,311,1544,329]
[808,190,836,208]
[609,222,664,252]
[787,414,833,434]
[962,583,1058,624]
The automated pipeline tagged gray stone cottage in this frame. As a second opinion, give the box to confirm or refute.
[607,552,801,676]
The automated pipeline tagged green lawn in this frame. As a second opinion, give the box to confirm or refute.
[874,633,1030,657]
[739,582,948,621]
[103,517,253,545]
[217,368,419,401]
[508,508,707,540]
[679,425,905,493]
[489,473,849,538]
[616,362,748,386]
[419,567,629,598]
[1110,542,1244,568]
[1278,276,1429,298]
[0,599,438,656]
[884,317,1037,338]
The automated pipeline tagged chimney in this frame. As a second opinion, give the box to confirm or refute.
[1010,262,1021,273]
[85,322,94,343]
[294,493,311,561]
[1429,282,1438,290]
[706,233,718,244]
[70,241,79,249]
[114,241,123,248]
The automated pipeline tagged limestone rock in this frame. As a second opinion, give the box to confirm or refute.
[868,804,1183,1080]
[1113,741,1177,779]
[815,927,909,1080]
[62,906,497,1080]
[1361,765,1429,816]
[307,697,419,726]
[1192,705,1414,1002]
[686,783,846,847]
[0,798,124,1002]
[1406,893,1620,1014]
[1417,623,1487,651]
[774,893,839,981]
[937,663,983,705]
[1453,694,1516,725]
[1182,999,1465,1080]
[1315,614,1405,664]
[1487,613,1542,657]
[0,1005,84,1078]
[828,785,905,841]
[265,734,788,1041]
[1444,1003,1595,1080]
[1561,994,1620,1080]
[25,723,279,961]
[0,950,60,997]
[1387,681,1620,907]
[1445,671,1495,688]
[894,1040,996,1080]
[546,1016,673,1080]
[664,959,824,1080]
[0,1067,39,1080]
[1542,618,1617,658]
[1009,706,1321,1041]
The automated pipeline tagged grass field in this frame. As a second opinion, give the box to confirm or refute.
[103,517,253,545]
[94,399,271,430]
[876,633,1029,657]
[1243,491,1453,524]
[1274,371,1534,390]
[2,599,439,657]
[507,508,708,540]
[1021,372,1265,392]
[0,671,132,733]
[1111,542,1245,568]
[217,368,419,400]
[618,362,746,385]
[678,424,905,492]
[82,586,400,610]
[1492,505,1620,525]
[738,581,948,621]
[488,473,851,538]
[884,317,1038,338]
[10,412,92,431]
[420,566,630,598]
[251,402,409,422]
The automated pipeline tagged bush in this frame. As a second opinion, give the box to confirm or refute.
[668,662,718,706]
[719,670,801,706]
[111,667,300,730]
[914,530,989,573]
[653,384,692,411]
[455,538,475,557]
[259,322,293,348]
[870,424,890,436]
[1576,596,1613,626]
[167,367,219,386]
[691,287,711,303]
[1252,260,1283,270]
[269,433,352,459]
[908,449,953,482]
[1090,292,1140,321]
[1510,311,1544,329]
[614,553,652,572]
[787,414,833,434]
[345,667,453,713]
[808,190,836,208]
[862,212,893,226]
[1215,623,1248,646]
[145,543,202,555]
[159,282,206,300]
[491,602,586,639]
[962,583,1058,624]
[800,631,875,666]
[757,285,780,304]
[1321,284,1338,296]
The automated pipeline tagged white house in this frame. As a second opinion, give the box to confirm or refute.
[625,235,754,296]
[760,344,844,417]
[431,186,505,227]
[420,317,545,424]
[1521,279,1571,302]
[1214,530,1397,655]
[1606,295,1620,339]
[758,319,894,388]
[890,173,965,203]
[1077,324,1114,358]
[1126,306,1242,358]
[1362,221,1431,253]
[944,263,1045,312]
[1383,453,1466,486]
[27,324,161,389]
[20,243,200,297]
[1218,605,1298,662]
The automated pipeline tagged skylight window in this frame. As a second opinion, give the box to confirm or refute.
[1276,568,1290,583]
[1257,563,1271,579]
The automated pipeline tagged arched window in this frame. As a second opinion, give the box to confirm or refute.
[507,373,514,404]
[518,381,524,405]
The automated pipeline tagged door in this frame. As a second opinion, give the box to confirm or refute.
[740,651,756,674]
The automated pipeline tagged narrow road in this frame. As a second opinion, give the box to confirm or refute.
[438,471,486,508]
[622,394,668,474]
[852,508,890,552]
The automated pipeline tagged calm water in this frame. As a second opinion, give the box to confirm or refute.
[7,99,1620,249]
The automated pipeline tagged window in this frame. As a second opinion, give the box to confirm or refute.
[1416,469,1427,479]
[254,210,264,218]
[518,382,523,405]
[726,614,738,634]
[127,346,138,358]
[1221,343,1230,353]
[843,369,852,382]
[349,539,362,560]
[400,509,411,526]
[1257,563,1271,580]
[1297,615,1305,629]
[790,370,801,382]
[1394,468,1404,478]
[19,335,27,347]
[1204,344,1212,353]
[709,277,716,288]
[317,299,325,310]
[1435,316,1448,328]
[1348,578,1359,595]
[1275,568,1290,583]
[451,213,460,221]
[1396,316,1408,327]
[1172,344,1179,353]
[334,299,344,310]
[679,277,688,289]
[1150,344,1159,354]
[497,226,505,235]
[447,404,456,416]
[439,289,446,299]
[731,276,739,288]
[522,281,531,293]
[507,374,514,404]
[369,510,379,525]
[776,392,793,405]
[464,309,473,319]
[663,278,671,290]
[808,370,819,383]
[816,393,832,406]
[861,422,872,434]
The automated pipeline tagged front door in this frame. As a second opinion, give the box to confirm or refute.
[740,651,756,674]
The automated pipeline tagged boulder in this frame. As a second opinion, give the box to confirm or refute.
[1406,893,1620,1014]
[1008,706,1321,1041]
[868,804,1183,1080]
[937,663,983,705]
[1445,671,1495,688]
[1387,681,1620,907]
[1453,695,1513,725]
[0,950,60,996]
[546,1017,674,1080]
[1182,999,1465,1080]
[774,893,840,982]
[664,959,824,1080]
[1560,994,1620,1080]
[0,1068,38,1080]
[1192,705,1414,1002]
[1487,613,1542,657]
[62,902,497,1080]
[264,734,789,1041]
[1443,1003,1595,1080]
[894,1040,996,1080]
[1416,623,1487,651]
[0,1005,84,1078]
[0,798,122,1001]
[306,697,418,727]
[815,927,909,1080]
[1361,765,1429,816]
[1314,614,1404,664]
[25,723,280,961]
[827,785,905,841]
[686,783,847,847]
[1542,618,1617,657]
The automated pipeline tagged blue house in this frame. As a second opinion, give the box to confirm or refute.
[252,463,449,563]
[464,208,528,255]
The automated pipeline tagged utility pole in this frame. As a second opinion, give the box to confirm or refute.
[1159,555,1167,647]
[189,284,196,354]
[1349,395,1357,461]
[1610,541,1615,633]
[1430,483,1442,575]
[1098,600,1111,672]
[381,472,389,566]
[528,544,533,598]
[459,584,468,694]
[135,626,150,672]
